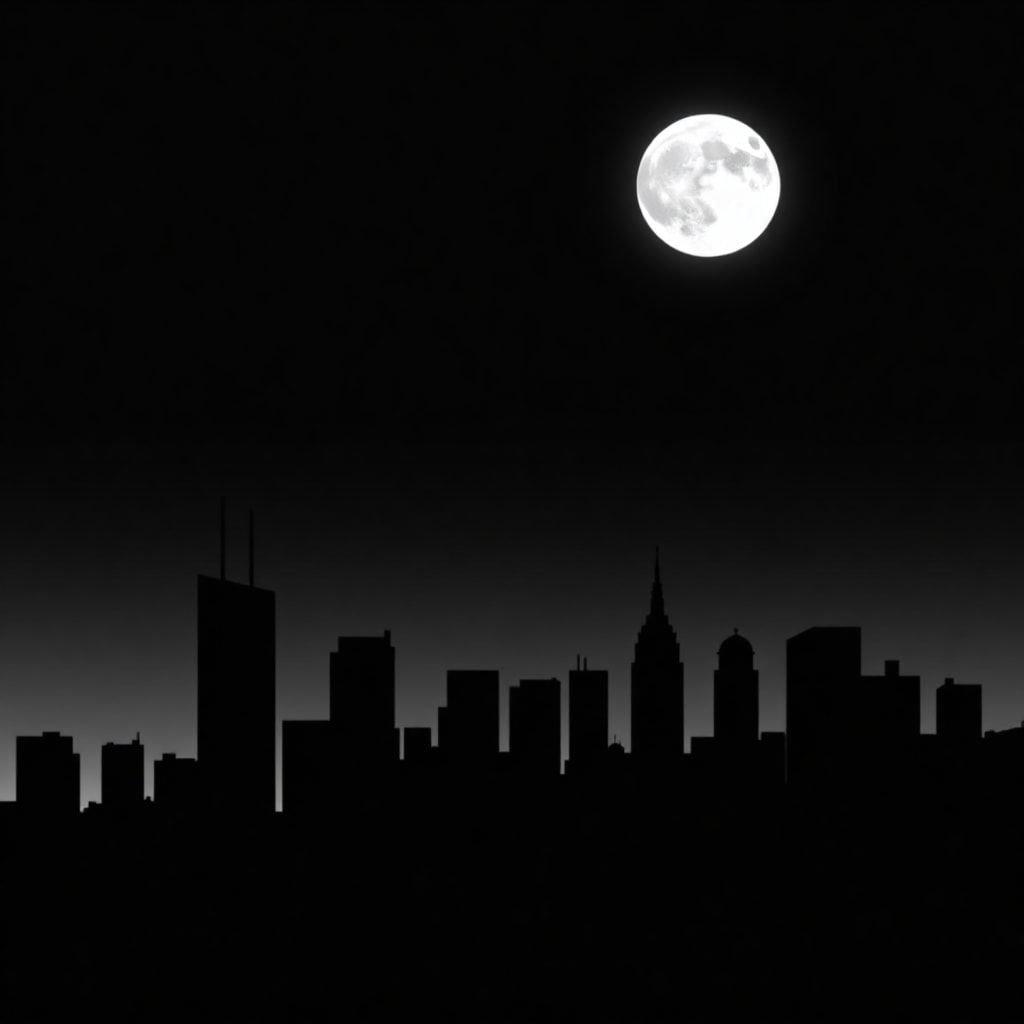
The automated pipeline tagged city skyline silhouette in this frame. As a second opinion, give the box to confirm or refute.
[4,2,1024,814]
[4,503,1022,812]
[4,501,1024,1019]
[2,0,1021,1017]
[5,479,1024,808]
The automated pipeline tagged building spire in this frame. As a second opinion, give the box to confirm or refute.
[650,546,665,616]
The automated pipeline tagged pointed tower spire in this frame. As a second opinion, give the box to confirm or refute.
[650,546,665,616]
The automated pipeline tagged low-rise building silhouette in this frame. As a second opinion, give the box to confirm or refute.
[154,753,199,809]
[937,677,982,743]
[981,721,1024,790]
[101,734,144,809]
[17,732,80,816]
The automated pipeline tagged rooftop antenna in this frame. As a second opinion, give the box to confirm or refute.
[248,508,255,587]
[220,497,227,581]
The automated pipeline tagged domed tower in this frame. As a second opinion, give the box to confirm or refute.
[714,629,759,745]
[630,549,684,764]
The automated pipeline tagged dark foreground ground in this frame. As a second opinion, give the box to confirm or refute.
[1,779,1021,1021]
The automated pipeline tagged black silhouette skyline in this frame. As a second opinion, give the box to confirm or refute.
[3,3,1024,1015]
[3,2,1023,813]
[5,477,1024,806]
[5,504,1022,1019]
[4,510,1017,816]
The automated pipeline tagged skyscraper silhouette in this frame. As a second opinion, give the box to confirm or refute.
[630,550,684,765]
[438,670,500,769]
[196,502,276,816]
[937,677,982,743]
[786,627,862,789]
[568,657,609,772]
[857,659,921,789]
[329,631,398,764]
[509,678,562,775]
[101,734,144,809]
[16,732,80,816]
[686,631,764,791]
[860,660,920,735]
[713,630,759,745]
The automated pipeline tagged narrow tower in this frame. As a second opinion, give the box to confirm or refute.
[630,549,685,765]
[197,501,276,815]
[714,629,759,745]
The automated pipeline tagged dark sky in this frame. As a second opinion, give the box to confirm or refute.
[2,1,1022,804]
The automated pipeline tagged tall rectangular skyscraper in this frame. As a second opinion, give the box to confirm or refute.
[329,631,398,763]
[510,678,562,775]
[568,662,609,770]
[439,670,500,768]
[197,573,276,815]
[857,659,921,787]
[786,627,862,788]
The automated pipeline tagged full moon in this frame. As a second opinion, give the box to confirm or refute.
[636,113,780,257]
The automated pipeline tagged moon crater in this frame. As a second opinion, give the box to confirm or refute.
[637,114,780,257]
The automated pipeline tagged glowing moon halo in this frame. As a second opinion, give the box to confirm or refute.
[636,113,780,257]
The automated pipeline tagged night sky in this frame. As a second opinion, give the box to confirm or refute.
[2,1,1022,805]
